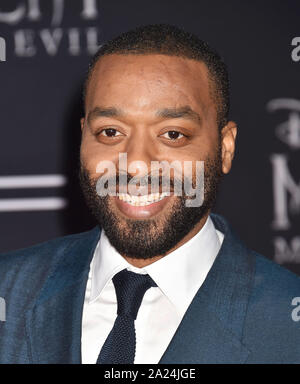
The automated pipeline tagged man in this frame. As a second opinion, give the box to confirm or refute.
[0,24,299,364]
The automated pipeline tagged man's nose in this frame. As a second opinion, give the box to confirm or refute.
[121,134,155,178]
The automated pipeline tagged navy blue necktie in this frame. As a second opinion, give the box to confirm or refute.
[97,268,157,364]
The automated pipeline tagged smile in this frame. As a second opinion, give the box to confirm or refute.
[117,192,169,206]
[114,191,172,219]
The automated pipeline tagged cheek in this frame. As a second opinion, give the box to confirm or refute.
[168,139,219,182]
[80,134,122,180]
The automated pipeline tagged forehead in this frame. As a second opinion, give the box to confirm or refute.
[85,54,215,119]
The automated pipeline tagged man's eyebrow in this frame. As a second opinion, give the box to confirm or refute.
[87,106,123,124]
[155,106,202,124]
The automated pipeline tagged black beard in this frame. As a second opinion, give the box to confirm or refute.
[79,145,222,260]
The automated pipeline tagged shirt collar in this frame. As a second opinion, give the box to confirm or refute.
[90,215,224,316]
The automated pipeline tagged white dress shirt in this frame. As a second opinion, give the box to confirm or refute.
[81,215,224,364]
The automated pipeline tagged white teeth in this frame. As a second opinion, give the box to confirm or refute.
[117,192,168,206]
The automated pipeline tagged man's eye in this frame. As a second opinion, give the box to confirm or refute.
[161,131,185,140]
[99,128,122,137]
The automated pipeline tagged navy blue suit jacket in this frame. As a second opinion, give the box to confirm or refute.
[0,214,300,363]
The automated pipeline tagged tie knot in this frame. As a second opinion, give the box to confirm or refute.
[112,269,157,320]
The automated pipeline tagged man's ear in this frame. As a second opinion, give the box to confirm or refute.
[80,117,85,132]
[221,121,237,174]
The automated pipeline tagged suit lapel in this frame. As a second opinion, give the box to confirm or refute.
[158,299,251,364]
[159,214,255,364]
[26,227,100,364]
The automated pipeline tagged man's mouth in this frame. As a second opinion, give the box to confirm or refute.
[117,192,169,206]
[114,191,173,219]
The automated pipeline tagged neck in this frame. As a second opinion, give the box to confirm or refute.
[123,212,210,268]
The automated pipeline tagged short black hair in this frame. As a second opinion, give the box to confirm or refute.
[83,24,229,129]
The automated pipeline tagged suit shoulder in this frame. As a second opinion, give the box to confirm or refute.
[0,227,100,310]
[243,251,300,362]
[0,227,100,322]
[0,228,98,265]
[252,251,300,295]
[0,228,99,292]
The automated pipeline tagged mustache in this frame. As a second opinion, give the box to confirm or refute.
[95,172,198,196]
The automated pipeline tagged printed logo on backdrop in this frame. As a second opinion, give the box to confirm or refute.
[0,0,101,57]
[267,98,300,264]
[0,175,68,212]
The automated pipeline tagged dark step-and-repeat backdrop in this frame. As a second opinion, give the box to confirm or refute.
[0,1,299,274]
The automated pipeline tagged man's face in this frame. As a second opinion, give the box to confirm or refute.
[80,54,236,260]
